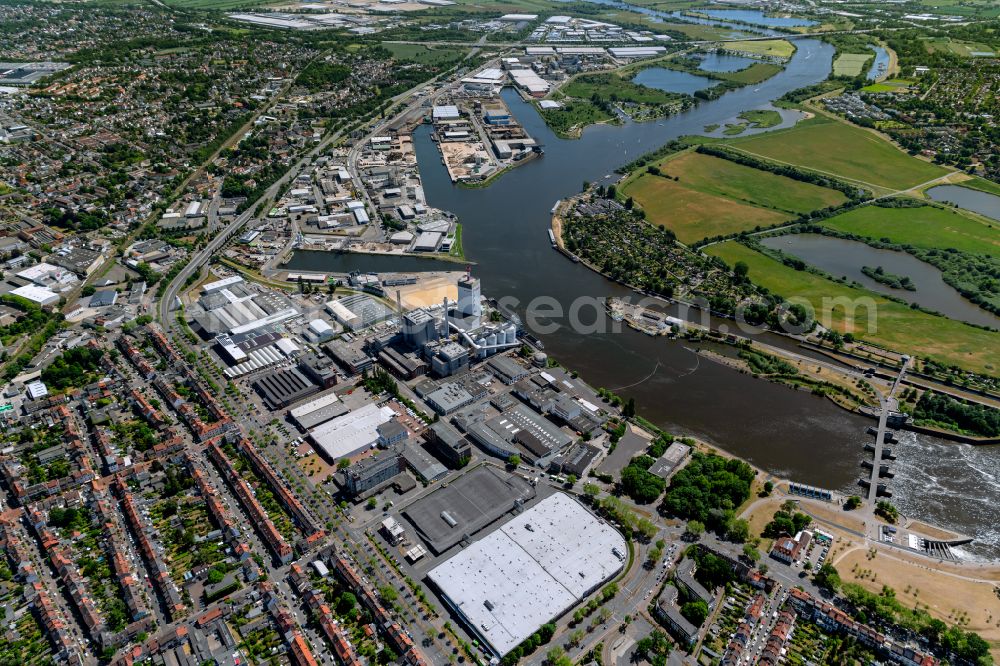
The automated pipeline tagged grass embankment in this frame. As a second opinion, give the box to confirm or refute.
[621,151,846,242]
[820,205,1000,258]
[706,241,1000,373]
[726,115,950,191]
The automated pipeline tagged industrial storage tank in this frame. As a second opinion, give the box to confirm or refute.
[504,323,517,345]
[486,332,498,352]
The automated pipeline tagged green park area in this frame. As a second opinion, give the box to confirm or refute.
[621,150,847,242]
[706,241,1000,373]
[861,79,914,94]
[538,99,615,138]
[820,203,1000,258]
[726,116,949,191]
[562,71,686,107]
[832,52,873,77]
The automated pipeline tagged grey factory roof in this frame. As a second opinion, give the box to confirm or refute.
[252,367,318,410]
[401,465,535,555]
[401,444,448,482]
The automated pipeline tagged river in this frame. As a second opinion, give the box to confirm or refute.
[288,38,1000,558]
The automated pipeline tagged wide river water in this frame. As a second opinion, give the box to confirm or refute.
[290,38,1000,559]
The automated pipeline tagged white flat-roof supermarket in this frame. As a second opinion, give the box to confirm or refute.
[428,493,625,656]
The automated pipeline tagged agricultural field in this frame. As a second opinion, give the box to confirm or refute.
[621,151,846,242]
[707,241,1000,373]
[725,39,796,59]
[726,116,950,191]
[820,204,1000,258]
[832,52,873,77]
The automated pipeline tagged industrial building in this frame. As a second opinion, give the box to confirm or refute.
[326,294,392,331]
[289,390,349,430]
[402,465,535,554]
[424,382,475,415]
[10,284,59,307]
[344,448,405,497]
[252,367,319,410]
[308,402,397,462]
[427,493,626,657]
[325,340,373,375]
[425,421,472,468]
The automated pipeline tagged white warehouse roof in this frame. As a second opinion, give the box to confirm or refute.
[427,493,626,656]
[10,284,59,306]
[309,402,396,461]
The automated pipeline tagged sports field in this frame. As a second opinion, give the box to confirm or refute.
[725,40,796,59]
[622,151,847,242]
[707,241,1000,372]
[832,52,873,77]
[726,117,949,191]
[821,204,1000,258]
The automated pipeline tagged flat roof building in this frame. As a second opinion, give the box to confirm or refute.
[427,493,626,657]
[10,284,59,307]
[253,367,319,410]
[309,402,396,462]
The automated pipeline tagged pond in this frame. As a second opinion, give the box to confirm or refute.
[698,8,816,27]
[760,233,1000,328]
[698,52,756,73]
[632,67,719,95]
[926,184,1000,223]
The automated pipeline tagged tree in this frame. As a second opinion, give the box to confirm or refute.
[726,518,750,543]
[734,260,750,281]
[621,463,665,504]
[338,458,351,470]
[623,397,636,418]
[507,454,521,467]
[366,497,378,510]
[685,520,705,539]
[845,495,862,510]
[742,543,761,562]
[680,600,709,626]
[337,591,358,615]
[814,563,841,592]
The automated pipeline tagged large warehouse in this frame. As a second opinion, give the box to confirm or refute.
[427,493,626,657]
[308,402,396,461]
